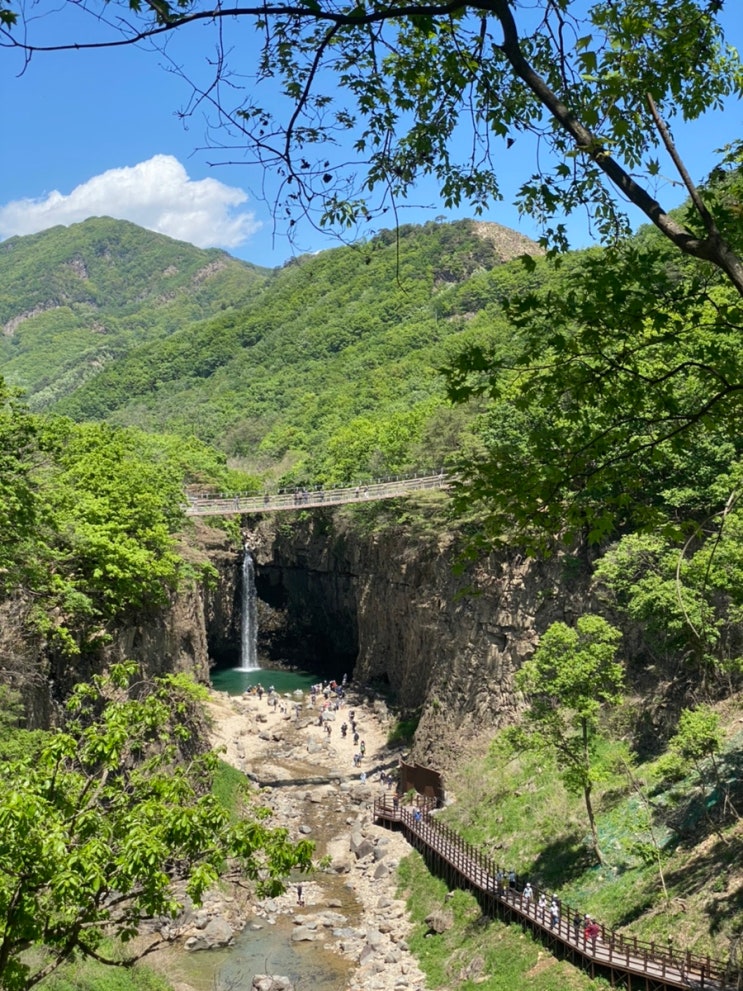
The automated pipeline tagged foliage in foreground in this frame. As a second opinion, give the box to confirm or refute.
[0,663,313,991]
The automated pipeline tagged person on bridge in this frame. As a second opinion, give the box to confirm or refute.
[550,898,560,928]
[537,892,547,920]
[584,916,600,946]
[522,882,533,907]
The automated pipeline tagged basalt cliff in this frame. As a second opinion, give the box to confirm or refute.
[3,505,590,765]
[192,507,591,768]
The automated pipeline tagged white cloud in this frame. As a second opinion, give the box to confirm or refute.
[0,155,262,249]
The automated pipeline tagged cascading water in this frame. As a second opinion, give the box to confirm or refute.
[239,546,260,671]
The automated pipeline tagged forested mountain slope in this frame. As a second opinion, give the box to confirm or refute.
[0,217,545,485]
[0,217,269,411]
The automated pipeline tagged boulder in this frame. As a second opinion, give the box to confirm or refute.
[424,909,454,934]
[252,977,294,991]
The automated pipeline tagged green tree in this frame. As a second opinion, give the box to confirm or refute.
[668,704,739,824]
[0,380,38,592]
[594,499,743,689]
[4,2,742,284]
[514,614,624,864]
[446,234,743,546]
[0,663,313,991]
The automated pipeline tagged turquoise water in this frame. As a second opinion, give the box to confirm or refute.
[210,665,322,696]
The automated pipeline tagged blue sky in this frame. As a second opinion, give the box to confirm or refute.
[1,3,741,267]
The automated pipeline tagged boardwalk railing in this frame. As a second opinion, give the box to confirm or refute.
[184,473,449,517]
[375,795,737,991]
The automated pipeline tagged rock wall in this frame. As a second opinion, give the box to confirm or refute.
[0,522,232,729]
[2,509,591,767]
[247,510,591,770]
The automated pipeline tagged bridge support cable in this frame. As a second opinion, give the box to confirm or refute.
[184,473,450,517]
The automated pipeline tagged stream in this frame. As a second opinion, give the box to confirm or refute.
[158,663,359,991]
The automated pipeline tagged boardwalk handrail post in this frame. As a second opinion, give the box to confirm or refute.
[373,783,734,991]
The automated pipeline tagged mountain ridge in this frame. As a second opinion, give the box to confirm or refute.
[1,215,547,485]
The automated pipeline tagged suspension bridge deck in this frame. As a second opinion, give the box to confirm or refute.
[184,473,448,517]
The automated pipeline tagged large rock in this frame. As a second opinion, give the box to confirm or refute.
[184,916,235,951]
[424,909,454,934]
[252,977,294,991]
[349,832,375,860]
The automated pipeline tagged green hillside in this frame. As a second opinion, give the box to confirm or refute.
[0,217,269,411]
[19,219,546,485]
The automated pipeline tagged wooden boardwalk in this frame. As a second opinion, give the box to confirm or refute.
[374,796,738,991]
[184,473,448,517]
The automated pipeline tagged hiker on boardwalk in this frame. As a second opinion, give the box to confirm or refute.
[537,892,547,920]
[550,897,560,928]
[495,870,504,897]
[522,882,533,907]
[584,916,600,947]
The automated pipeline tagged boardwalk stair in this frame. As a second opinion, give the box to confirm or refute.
[374,796,739,991]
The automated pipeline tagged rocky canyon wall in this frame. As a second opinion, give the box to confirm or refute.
[3,509,591,771]
[246,509,592,770]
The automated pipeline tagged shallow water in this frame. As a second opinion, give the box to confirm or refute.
[154,914,353,991]
[186,662,358,989]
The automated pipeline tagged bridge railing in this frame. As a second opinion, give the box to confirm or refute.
[183,472,449,517]
[374,796,735,990]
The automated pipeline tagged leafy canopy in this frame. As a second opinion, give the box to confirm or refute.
[3,2,742,286]
[0,663,313,991]
[446,218,743,548]
[514,615,624,862]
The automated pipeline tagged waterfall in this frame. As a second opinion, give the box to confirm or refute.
[239,547,260,671]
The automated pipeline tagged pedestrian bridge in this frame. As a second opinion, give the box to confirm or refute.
[375,796,736,991]
[184,473,448,517]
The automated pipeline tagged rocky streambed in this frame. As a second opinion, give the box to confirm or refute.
[150,686,429,991]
